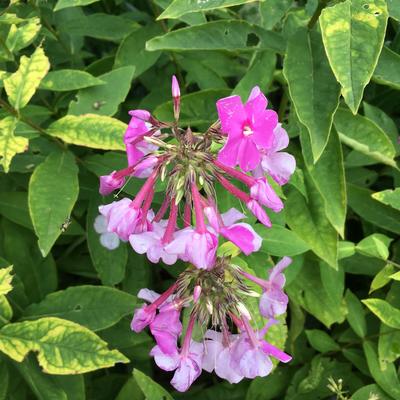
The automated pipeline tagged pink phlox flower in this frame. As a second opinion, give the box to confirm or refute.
[164,227,218,270]
[129,220,178,265]
[254,123,296,185]
[217,86,278,172]
[250,177,283,212]
[124,109,159,166]
[99,171,125,196]
[204,207,262,255]
[259,256,292,318]
[202,330,243,384]
[246,199,272,228]
[93,215,120,250]
[151,341,204,392]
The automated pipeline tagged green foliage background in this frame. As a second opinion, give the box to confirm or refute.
[0,0,400,398]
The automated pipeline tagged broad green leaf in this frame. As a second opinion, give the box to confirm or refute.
[338,241,355,260]
[347,184,400,235]
[390,271,400,281]
[2,220,57,303]
[154,0,207,25]
[23,285,136,331]
[0,116,28,173]
[285,176,338,269]
[154,89,231,126]
[345,289,366,338]
[387,0,400,20]
[260,0,293,30]
[305,329,340,353]
[351,384,392,400]
[0,266,13,296]
[320,0,388,113]
[233,51,276,99]
[284,28,340,161]
[39,70,105,91]
[158,0,259,19]
[372,188,400,211]
[47,115,126,150]
[87,196,128,286]
[146,20,285,53]
[0,317,129,374]
[254,224,310,256]
[68,66,135,116]
[373,46,400,90]
[334,108,396,168]
[246,369,292,400]
[4,47,50,110]
[363,298,400,329]
[363,341,400,399]
[54,0,100,11]
[0,296,12,326]
[5,18,41,53]
[114,24,163,78]
[356,233,392,260]
[28,151,79,256]
[301,127,346,237]
[133,369,173,400]
[369,264,395,293]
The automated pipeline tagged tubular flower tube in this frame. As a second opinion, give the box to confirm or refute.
[96,77,296,391]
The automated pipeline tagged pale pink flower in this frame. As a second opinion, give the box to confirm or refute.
[250,178,283,212]
[99,171,125,196]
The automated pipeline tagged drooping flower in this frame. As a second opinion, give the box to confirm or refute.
[99,171,126,196]
[217,86,278,171]
[93,215,120,250]
[253,123,296,186]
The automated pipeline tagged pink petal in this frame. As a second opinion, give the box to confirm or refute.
[238,347,273,379]
[244,86,268,118]
[261,341,292,363]
[99,171,125,196]
[128,109,151,121]
[137,288,160,303]
[129,231,158,254]
[246,200,271,227]
[220,208,246,226]
[150,310,182,355]
[237,138,261,172]
[271,123,289,152]
[215,346,243,384]
[130,305,155,332]
[250,179,283,212]
[151,345,180,371]
[251,109,278,149]
[100,232,120,250]
[269,256,292,284]
[261,152,296,186]
[216,95,245,135]
[217,135,242,168]
[221,223,262,255]
[259,289,288,318]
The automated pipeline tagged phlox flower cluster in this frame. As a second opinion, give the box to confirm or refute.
[97,76,296,391]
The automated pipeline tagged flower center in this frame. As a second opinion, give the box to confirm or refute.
[243,125,253,137]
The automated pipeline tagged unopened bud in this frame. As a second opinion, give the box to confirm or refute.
[171,75,181,121]
[193,285,202,303]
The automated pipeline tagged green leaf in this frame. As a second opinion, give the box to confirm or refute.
[301,128,346,237]
[5,17,41,53]
[254,224,310,257]
[372,188,400,211]
[246,369,292,400]
[260,0,293,30]
[373,46,400,90]
[356,233,392,260]
[158,0,259,19]
[22,285,136,331]
[334,108,396,168]
[347,184,400,235]
[0,295,12,327]
[305,329,340,353]
[68,66,135,116]
[351,384,392,400]
[28,151,79,256]
[363,341,400,399]
[285,176,338,269]
[369,264,395,293]
[319,0,388,113]
[387,0,400,20]
[284,28,340,161]
[362,298,400,329]
[0,317,129,374]
[0,116,28,173]
[0,362,8,400]
[4,47,50,110]
[133,369,173,400]
[390,271,400,281]
[114,24,163,78]
[39,70,105,91]
[54,0,101,11]
[47,115,126,150]
[0,266,13,296]
[345,289,366,338]
[146,20,285,53]
[87,196,128,286]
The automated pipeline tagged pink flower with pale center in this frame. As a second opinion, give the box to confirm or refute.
[217,86,278,172]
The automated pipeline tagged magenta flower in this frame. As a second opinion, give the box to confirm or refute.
[204,207,262,255]
[150,309,182,355]
[99,171,125,196]
[250,178,283,212]
[203,330,243,384]
[254,124,296,185]
[217,86,278,172]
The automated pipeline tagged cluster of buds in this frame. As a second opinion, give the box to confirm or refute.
[97,76,296,391]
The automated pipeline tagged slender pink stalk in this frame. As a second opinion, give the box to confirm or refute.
[131,169,159,208]
[230,312,245,330]
[139,186,154,224]
[162,199,178,244]
[242,315,259,348]
[148,283,178,311]
[181,312,196,357]
[238,269,268,290]
[153,195,170,222]
[113,165,136,180]
[217,174,251,203]
[214,160,254,187]
[191,183,206,233]
[183,200,191,227]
